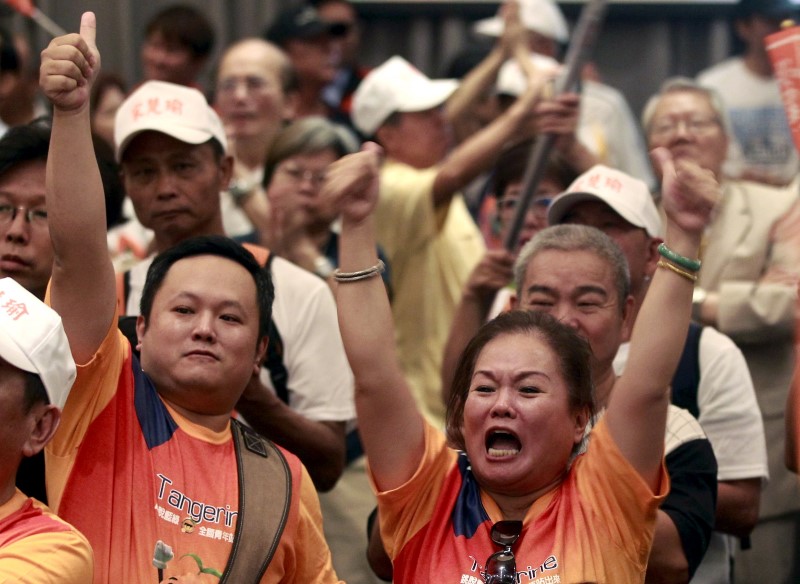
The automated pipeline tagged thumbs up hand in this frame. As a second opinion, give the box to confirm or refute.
[39,11,100,113]
[652,146,719,237]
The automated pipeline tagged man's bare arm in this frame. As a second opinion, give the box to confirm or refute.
[237,376,346,492]
[41,12,116,364]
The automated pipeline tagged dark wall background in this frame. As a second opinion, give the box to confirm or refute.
[2,1,741,122]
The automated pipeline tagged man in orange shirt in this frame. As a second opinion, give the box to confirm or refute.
[0,277,93,582]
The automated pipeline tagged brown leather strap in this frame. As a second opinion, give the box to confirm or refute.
[221,419,291,583]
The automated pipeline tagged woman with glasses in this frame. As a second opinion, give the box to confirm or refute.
[330,142,717,583]
[239,116,390,291]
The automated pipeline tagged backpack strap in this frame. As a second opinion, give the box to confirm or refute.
[670,321,703,418]
[221,419,291,582]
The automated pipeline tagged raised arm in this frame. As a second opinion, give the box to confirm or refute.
[40,12,116,364]
[444,0,527,137]
[237,375,346,491]
[329,144,426,492]
[431,67,545,208]
[605,148,717,489]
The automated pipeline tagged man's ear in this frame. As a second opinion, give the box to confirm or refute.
[282,89,298,121]
[254,337,268,375]
[135,315,147,351]
[374,125,395,152]
[219,154,234,187]
[21,405,61,458]
[645,237,662,278]
[572,405,590,444]
[620,294,636,343]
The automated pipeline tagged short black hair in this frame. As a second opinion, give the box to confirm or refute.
[262,116,356,188]
[144,4,215,60]
[0,118,51,177]
[22,371,49,413]
[140,235,274,341]
[0,118,129,229]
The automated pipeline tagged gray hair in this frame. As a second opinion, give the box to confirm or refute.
[513,224,631,311]
[262,116,359,187]
[641,76,734,139]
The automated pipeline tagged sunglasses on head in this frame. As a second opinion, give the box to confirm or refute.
[482,520,523,584]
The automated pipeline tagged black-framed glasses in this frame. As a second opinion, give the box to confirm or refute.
[0,204,48,227]
[482,520,523,584]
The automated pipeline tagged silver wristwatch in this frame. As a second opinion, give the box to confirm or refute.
[228,179,256,206]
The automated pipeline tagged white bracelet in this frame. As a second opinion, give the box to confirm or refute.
[333,260,385,282]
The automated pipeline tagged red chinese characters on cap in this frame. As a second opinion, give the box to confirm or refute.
[130,98,185,122]
[0,290,29,321]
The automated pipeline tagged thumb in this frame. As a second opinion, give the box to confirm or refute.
[361,141,384,157]
[80,11,97,48]
[650,146,674,179]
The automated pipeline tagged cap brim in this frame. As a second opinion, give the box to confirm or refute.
[397,79,459,113]
[548,190,650,233]
[116,126,216,161]
[473,16,503,38]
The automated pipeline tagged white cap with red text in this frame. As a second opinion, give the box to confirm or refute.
[548,164,662,237]
[0,278,75,409]
[114,80,228,161]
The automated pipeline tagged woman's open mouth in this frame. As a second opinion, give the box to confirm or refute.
[486,430,521,457]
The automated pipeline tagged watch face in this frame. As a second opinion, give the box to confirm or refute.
[229,181,254,204]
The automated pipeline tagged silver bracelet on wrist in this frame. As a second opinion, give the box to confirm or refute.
[333,260,385,282]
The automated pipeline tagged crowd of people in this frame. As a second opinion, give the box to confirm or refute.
[1,0,799,582]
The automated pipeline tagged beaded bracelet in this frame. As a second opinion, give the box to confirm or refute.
[657,260,697,283]
[333,260,386,282]
[657,243,701,272]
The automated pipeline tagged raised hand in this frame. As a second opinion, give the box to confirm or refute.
[465,249,516,305]
[652,146,719,236]
[320,142,383,226]
[39,11,99,113]
[535,92,581,153]
[498,0,526,59]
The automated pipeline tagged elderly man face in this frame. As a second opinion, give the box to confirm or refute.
[646,90,729,180]
[215,40,293,144]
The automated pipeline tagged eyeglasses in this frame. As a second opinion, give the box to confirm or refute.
[277,165,327,188]
[217,76,273,96]
[482,520,523,584]
[649,116,720,139]
[0,204,48,227]
[497,196,552,218]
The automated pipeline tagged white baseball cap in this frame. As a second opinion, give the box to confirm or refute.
[496,52,562,97]
[548,164,662,237]
[0,278,75,409]
[352,56,458,136]
[114,81,228,161]
[473,0,569,43]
